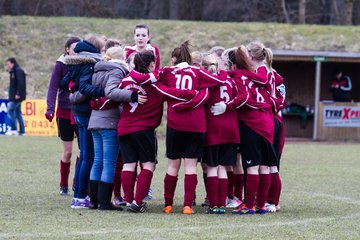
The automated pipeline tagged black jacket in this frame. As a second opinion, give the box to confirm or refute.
[9,65,26,101]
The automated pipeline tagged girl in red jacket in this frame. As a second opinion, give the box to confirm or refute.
[124,24,161,70]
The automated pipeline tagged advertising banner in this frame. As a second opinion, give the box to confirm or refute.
[0,99,58,136]
[323,105,360,127]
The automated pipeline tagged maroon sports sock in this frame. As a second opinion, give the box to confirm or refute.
[256,174,271,208]
[218,178,228,207]
[60,160,70,187]
[121,171,136,203]
[206,177,219,208]
[227,171,234,199]
[113,156,123,198]
[134,169,153,204]
[245,174,259,209]
[164,173,178,207]
[273,173,282,206]
[184,174,198,207]
[234,174,244,200]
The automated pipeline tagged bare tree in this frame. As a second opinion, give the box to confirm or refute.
[281,0,291,23]
[332,0,340,24]
[299,0,306,23]
[344,0,355,25]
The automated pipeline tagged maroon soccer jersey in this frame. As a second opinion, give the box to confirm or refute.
[159,62,225,132]
[229,69,275,144]
[124,44,161,70]
[117,76,164,136]
[204,77,240,146]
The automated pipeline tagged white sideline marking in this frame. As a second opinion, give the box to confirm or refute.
[294,190,360,205]
[2,213,360,238]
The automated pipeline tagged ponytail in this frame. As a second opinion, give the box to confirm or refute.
[134,51,155,73]
[171,40,192,65]
[264,47,273,71]
[228,45,253,71]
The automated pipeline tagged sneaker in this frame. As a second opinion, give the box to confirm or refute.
[70,198,77,208]
[113,196,127,206]
[127,201,147,213]
[265,203,277,213]
[73,197,90,209]
[59,186,69,196]
[217,206,226,214]
[226,197,242,208]
[143,188,153,201]
[5,130,19,136]
[163,205,173,214]
[232,204,255,215]
[206,206,219,214]
[201,198,210,207]
[182,206,194,215]
[255,205,268,214]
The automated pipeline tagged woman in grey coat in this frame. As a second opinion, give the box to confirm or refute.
[87,46,146,211]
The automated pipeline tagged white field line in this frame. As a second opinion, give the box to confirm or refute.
[292,190,360,205]
[1,213,360,239]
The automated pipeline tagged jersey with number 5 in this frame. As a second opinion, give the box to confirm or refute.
[159,62,225,132]
[204,71,240,146]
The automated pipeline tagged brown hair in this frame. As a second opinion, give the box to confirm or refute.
[171,40,192,65]
[64,36,81,55]
[85,35,106,52]
[229,45,253,71]
[105,38,121,51]
[134,24,151,44]
[134,51,155,74]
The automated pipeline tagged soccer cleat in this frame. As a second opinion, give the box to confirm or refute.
[232,204,255,215]
[201,198,210,207]
[206,206,219,214]
[163,205,174,214]
[143,188,153,201]
[265,203,277,213]
[59,186,69,196]
[226,197,242,208]
[182,206,194,215]
[217,206,226,214]
[113,196,127,206]
[127,201,147,213]
[255,205,268,214]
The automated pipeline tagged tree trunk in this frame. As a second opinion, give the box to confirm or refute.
[298,0,306,24]
[332,0,340,25]
[344,0,355,25]
[281,0,291,23]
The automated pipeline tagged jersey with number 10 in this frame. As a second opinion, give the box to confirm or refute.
[160,62,225,132]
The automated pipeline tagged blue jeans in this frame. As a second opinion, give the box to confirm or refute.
[73,115,94,199]
[7,101,25,134]
[90,129,119,183]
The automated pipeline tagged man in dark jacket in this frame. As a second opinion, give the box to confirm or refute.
[5,57,26,136]
[330,70,352,102]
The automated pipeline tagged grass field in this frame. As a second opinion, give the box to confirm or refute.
[1,136,360,239]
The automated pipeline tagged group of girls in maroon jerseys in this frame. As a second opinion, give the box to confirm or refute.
[47,23,285,214]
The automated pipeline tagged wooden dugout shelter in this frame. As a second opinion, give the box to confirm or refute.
[272,50,360,140]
